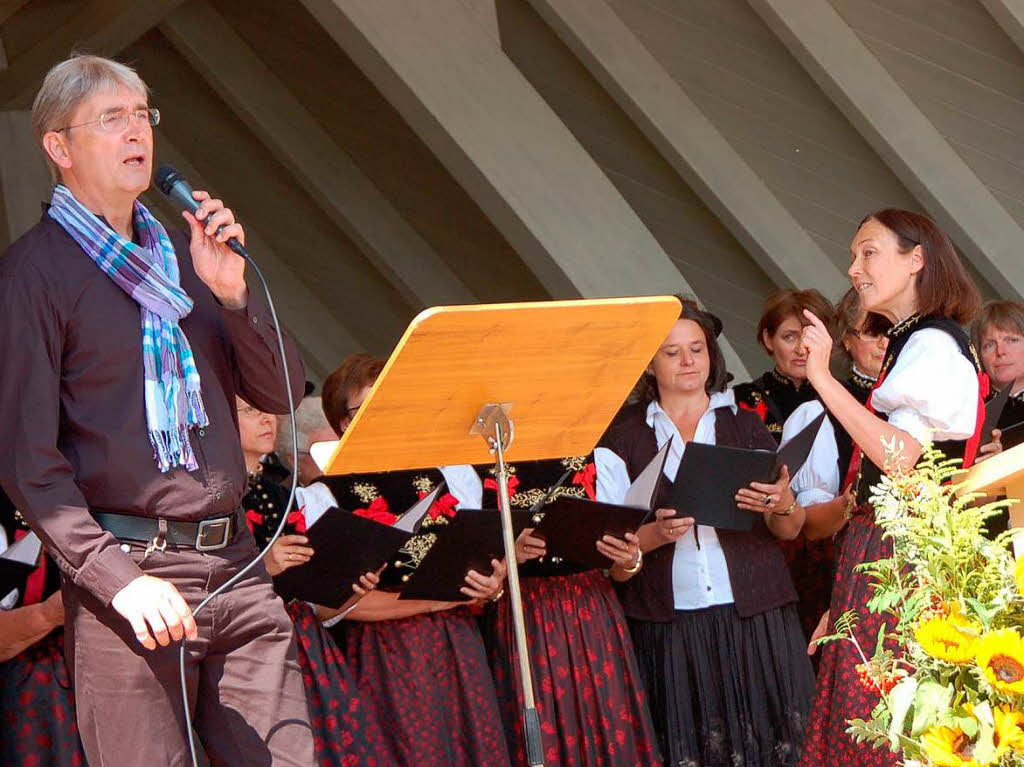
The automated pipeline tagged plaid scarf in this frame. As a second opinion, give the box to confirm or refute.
[48,184,208,472]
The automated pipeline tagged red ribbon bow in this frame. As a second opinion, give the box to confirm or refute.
[244,508,264,532]
[738,399,768,422]
[484,476,520,501]
[287,510,307,534]
[428,492,460,520]
[354,496,397,526]
[573,463,597,500]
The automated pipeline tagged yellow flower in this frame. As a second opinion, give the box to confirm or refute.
[921,724,994,766]
[915,612,978,664]
[975,629,1024,695]
[993,706,1024,756]
[1015,556,1024,594]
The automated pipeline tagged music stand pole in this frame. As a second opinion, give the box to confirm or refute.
[473,404,544,766]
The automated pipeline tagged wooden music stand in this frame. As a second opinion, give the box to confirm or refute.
[961,441,1024,558]
[311,296,681,766]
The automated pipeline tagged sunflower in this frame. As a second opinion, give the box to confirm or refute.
[993,706,1024,756]
[920,724,995,766]
[915,612,979,664]
[975,629,1024,695]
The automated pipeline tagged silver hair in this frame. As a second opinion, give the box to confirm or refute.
[31,54,149,183]
[276,396,334,454]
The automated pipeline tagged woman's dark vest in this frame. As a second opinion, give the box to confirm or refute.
[600,403,799,622]
[734,369,817,443]
[854,315,985,506]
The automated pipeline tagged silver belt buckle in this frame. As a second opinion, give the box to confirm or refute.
[196,518,231,551]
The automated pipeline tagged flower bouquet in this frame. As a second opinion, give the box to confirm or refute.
[822,439,1024,766]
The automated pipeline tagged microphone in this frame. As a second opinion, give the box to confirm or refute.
[154,164,247,258]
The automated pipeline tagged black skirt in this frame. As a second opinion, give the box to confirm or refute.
[629,603,814,767]
[0,629,87,766]
[482,569,661,767]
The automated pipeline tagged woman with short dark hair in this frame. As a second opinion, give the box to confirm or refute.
[599,297,816,766]
[972,300,1024,431]
[798,210,984,767]
[734,289,836,440]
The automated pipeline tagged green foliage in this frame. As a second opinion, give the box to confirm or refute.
[831,441,1024,766]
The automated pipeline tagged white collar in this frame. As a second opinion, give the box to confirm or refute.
[851,364,877,382]
[646,390,736,428]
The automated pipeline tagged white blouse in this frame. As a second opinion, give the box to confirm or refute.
[870,328,978,444]
[596,391,736,610]
[780,400,839,507]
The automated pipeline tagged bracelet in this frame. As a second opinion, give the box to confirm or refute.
[773,496,798,517]
[488,587,505,603]
[620,547,643,575]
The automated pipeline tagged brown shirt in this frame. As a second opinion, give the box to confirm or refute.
[0,213,306,605]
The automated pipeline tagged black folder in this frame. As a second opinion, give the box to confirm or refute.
[527,441,671,569]
[0,531,42,596]
[397,509,514,602]
[273,486,442,609]
[981,385,1012,442]
[671,411,826,531]
[1001,421,1024,450]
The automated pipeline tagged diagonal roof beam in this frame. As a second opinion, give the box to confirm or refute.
[299,0,749,377]
[154,138,363,381]
[160,0,476,309]
[979,0,1024,57]
[0,0,187,108]
[527,0,848,295]
[748,0,1024,300]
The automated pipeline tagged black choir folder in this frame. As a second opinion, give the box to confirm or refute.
[526,441,672,569]
[981,385,1024,449]
[0,531,42,596]
[273,486,443,609]
[672,411,826,532]
[981,384,1012,440]
[397,509,532,602]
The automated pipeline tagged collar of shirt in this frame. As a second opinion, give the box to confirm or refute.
[645,390,736,481]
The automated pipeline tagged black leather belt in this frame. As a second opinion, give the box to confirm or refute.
[92,509,240,551]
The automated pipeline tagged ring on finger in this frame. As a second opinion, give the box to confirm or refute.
[763,494,773,506]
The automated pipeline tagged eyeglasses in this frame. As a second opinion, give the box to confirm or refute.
[237,405,266,418]
[55,107,160,134]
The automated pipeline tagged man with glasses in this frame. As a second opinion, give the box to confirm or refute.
[0,54,314,765]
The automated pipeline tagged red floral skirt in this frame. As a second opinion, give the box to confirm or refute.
[0,629,86,766]
[799,507,900,767]
[286,601,388,767]
[481,569,661,767]
[338,606,511,767]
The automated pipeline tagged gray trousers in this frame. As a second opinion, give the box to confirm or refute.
[63,532,314,767]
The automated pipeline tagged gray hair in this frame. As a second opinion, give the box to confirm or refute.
[276,396,334,454]
[31,54,149,183]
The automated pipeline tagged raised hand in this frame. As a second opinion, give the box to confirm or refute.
[800,309,835,388]
[183,190,247,309]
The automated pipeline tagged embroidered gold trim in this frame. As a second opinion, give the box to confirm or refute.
[351,482,380,504]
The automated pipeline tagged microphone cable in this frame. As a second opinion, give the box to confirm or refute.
[177,243,301,767]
